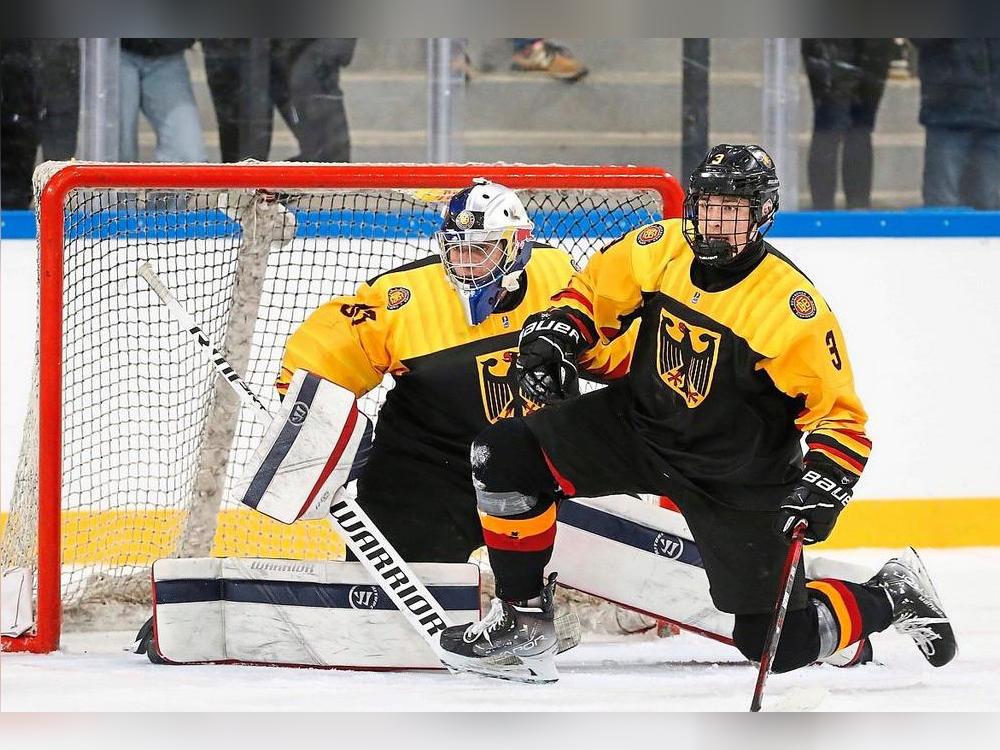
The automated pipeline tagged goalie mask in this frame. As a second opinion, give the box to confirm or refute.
[435,179,534,326]
[682,144,780,268]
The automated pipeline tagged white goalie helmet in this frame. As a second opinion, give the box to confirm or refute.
[434,179,535,325]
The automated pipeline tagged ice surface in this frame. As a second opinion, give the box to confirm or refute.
[3,549,999,712]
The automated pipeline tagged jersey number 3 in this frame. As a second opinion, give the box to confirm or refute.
[826,330,842,371]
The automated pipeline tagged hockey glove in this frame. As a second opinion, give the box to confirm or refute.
[776,463,856,545]
[517,308,588,404]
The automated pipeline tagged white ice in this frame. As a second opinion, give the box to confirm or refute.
[3,548,999,712]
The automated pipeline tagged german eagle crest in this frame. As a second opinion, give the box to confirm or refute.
[656,310,721,408]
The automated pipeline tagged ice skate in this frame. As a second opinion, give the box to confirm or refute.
[865,548,957,667]
[439,573,560,683]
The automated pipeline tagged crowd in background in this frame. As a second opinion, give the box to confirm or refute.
[1,38,998,211]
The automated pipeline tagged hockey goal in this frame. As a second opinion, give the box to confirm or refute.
[1,161,683,653]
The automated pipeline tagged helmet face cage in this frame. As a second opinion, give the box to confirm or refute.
[435,228,519,293]
[435,180,534,325]
[681,144,780,267]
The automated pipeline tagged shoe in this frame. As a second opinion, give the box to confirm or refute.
[511,40,588,82]
[864,548,957,667]
[439,572,560,683]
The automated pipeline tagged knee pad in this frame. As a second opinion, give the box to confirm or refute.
[732,608,820,674]
[472,419,554,517]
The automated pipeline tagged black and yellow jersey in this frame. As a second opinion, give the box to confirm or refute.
[552,219,872,495]
[277,245,634,519]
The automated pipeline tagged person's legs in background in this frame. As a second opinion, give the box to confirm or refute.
[923,126,973,207]
[202,38,273,162]
[842,40,893,209]
[806,95,851,209]
[278,38,354,162]
[0,39,39,208]
[961,129,1000,210]
[32,38,80,161]
[139,51,206,163]
[118,49,143,162]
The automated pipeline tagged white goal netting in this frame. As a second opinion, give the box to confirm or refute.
[1,163,670,632]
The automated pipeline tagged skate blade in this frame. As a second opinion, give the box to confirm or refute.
[440,653,559,684]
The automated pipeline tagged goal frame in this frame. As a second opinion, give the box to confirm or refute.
[3,161,683,653]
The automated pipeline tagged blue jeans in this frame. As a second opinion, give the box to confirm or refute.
[120,49,206,162]
[923,126,1000,210]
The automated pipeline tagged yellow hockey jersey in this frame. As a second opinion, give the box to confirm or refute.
[552,219,872,498]
[277,245,633,515]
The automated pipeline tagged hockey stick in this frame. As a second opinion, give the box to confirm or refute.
[138,262,456,659]
[749,521,807,712]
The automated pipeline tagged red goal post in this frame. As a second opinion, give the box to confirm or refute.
[2,162,683,653]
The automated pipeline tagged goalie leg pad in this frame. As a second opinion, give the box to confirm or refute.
[233,369,372,524]
[149,558,480,669]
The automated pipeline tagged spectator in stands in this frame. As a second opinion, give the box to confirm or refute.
[802,39,895,209]
[912,39,1000,210]
[202,38,355,163]
[510,39,588,82]
[119,39,206,163]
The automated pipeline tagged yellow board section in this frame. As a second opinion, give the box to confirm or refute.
[0,509,346,565]
[1,499,998,564]
[813,498,1000,550]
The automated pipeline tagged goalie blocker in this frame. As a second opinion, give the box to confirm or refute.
[231,369,372,524]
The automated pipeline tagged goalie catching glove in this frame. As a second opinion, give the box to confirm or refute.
[776,461,856,544]
[517,308,592,404]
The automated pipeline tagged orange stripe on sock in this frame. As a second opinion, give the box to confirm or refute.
[807,579,862,651]
[479,504,556,537]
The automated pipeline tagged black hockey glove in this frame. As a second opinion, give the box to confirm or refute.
[517,308,588,404]
[776,463,856,545]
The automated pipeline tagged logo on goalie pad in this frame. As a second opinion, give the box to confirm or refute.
[288,401,310,425]
[653,532,685,560]
[348,585,380,609]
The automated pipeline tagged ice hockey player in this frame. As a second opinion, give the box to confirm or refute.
[438,145,958,684]
[276,178,630,565]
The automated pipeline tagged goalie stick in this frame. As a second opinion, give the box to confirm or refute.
[137,262,456,659]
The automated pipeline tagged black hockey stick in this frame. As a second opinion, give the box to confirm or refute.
[138,262,456,659]
[750,520,807,712]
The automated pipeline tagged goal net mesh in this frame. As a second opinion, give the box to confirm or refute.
[1,169,665,624]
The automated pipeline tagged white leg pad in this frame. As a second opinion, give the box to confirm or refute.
[151,558,479,669]
[549,495,879,645]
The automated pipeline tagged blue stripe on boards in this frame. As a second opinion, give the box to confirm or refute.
[7,208,999,241]
[155,578,480,611]
[2,207,663,241]
[557,500,704,568]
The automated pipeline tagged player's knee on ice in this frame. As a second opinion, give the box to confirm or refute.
[471,418,555,498]
[733,608,820,673]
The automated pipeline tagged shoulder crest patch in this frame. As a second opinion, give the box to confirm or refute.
[386,286,411,310]
[789,290,817,319]
[636,224,665,246]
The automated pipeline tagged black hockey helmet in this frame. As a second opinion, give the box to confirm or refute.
[682,144,780,267]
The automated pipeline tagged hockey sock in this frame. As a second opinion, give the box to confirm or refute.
[472,418,562,602]
[482,500,557,602]
[806,578,893,658]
